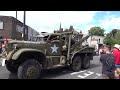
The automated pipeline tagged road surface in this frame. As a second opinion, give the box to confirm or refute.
[0,56,102,79]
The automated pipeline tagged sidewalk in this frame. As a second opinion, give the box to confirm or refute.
[0,58,3,66]
[0,57,5,67]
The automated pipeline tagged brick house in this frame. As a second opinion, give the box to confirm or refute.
[0,16,39,41]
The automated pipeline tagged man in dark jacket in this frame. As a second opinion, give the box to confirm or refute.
[100,46,115,79]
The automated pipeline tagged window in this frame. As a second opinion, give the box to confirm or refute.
[0,21,3,29]
[99,39,100,43]
[16,25,23,33]
[16,25,27,34]
[49,35,60,40]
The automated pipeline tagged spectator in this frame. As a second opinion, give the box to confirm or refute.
[110,47,114,53]
[112,44,120,79]
[115,68,120,79]
[0,47,2,54]
[112,44,120,68]
[99,46,105,56]
[100,46,115,79]
[2,42,5,51]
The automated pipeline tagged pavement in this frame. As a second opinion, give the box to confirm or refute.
[0,56,102,79]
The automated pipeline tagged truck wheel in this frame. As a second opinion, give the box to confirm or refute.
[82,56,90,69]
[71,56,82,72]
[17,59,42,79]
[6,61,18,73]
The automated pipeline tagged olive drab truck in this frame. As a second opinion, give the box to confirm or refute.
[4,31,95,79]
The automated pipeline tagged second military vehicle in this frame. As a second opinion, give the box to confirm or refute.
[4,31,95,79]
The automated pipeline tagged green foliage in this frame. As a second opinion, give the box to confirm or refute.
[104,31,120,46]
[114,31,120,44]
[88,26,105,36]
[104,35,114,46]
[111,29,117,37]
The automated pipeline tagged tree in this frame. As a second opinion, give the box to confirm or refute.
[113,31,120,44]
[111,29,117,37]
[104,31,120,46]
[88,26,105,36]
[104,33,114,45]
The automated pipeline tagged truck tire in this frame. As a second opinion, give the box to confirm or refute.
[82,56,90,69]
[71,56,82,72]
[6,61,18,73]
[17,59,42,79]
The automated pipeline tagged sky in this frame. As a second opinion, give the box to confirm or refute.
[0,11,120,34]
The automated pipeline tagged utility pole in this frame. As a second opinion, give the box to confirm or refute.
[23,11,26,40]
[15,11,17,40]
[16,11,17,19]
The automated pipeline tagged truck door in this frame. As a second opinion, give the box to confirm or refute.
[47,40,62,56]
[46,35,63,67]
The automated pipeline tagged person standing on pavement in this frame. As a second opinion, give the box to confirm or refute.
[1,42,5,53]
[112,44,120,79]
[112,44,120,68]
[100,46,115,79]
[99,46,105,56]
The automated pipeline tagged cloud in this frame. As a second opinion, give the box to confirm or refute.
[0,11,16,17]
[25,11,99,33]
[99,14,120,33]
[106,11,111,15]
[0,11,99,33]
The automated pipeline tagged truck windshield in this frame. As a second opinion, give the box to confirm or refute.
[31,35,49,42]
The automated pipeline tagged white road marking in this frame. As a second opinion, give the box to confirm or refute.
[70,70,102,79]
[77,71,94,78]
[93,73,102,79]
[70,70,87,75]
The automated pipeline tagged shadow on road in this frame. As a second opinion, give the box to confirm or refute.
[89,63,101,69]
[8,63,102,79]
[8,66,73,79]
[8,73,17,79]
[40,66,73,79]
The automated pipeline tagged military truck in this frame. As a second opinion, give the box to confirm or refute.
[5,31,95,79]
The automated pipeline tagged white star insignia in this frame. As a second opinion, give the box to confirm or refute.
[50,44,59,53]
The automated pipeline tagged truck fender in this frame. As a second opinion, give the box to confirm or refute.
[70,51,80,64]
[12,48,45,60]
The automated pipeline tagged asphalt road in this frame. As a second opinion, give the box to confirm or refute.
[0,56,102,79]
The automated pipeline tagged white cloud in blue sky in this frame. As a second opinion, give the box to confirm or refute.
[0,11,120,34]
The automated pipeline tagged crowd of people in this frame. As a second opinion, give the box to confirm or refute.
[0,38,8,56]
[0,42,6,55]
[100,44,120,79]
